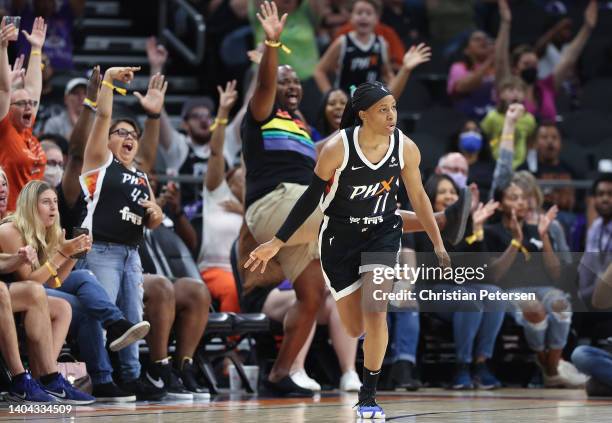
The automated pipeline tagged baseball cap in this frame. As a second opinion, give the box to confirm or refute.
[65,77,88,96]
[181,96,215,120]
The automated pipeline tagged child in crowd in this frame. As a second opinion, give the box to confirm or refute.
[480,77,536,169]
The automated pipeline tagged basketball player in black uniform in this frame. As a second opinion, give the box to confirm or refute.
[246,81,449,419]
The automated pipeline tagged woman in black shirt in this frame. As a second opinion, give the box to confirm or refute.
[413,174,502,390]
[485,181,582,388]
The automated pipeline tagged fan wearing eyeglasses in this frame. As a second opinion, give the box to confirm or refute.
[78,65,170,397]
[0,16,48,212]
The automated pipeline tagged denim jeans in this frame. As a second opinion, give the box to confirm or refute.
[431,284,505,363]
[388,311,419,364]
[507,286,571,352]
[572,346,612,387]
[45,272,120,385]
[81,242,145,382]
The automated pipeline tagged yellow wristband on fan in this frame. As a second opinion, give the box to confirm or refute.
[44,261,62,288]
[264,39,292,54]
[102,80,127,96]
[30,49,42,56]
[210,117,229,131]
[511,239,531,261]
[465,229,484,245]
[84,98,97,108]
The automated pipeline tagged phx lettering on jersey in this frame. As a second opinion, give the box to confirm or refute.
[349,176,395,200]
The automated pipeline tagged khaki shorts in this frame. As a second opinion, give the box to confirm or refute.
[245,183,323,282]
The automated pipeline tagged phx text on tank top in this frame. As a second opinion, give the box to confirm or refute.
[321,125,404,227]
[337,33,386,94]
[80,155,151,246]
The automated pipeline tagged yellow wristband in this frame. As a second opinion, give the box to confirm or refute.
[510,239,531,261]
[44,261,62,288]
[30,50,41,56]
[210,117,229,131]
[465,229,484,245]
[83,98,97,108]
[501,134,514,142]
[264,39,292,54]
[102,80,127,96]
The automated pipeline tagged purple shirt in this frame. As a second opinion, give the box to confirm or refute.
[524,75,557,122]
[579,217,612,304]
[447,61,495,120]
[16,2,74,71]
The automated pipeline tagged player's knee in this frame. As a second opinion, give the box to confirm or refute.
[345,321,365,338]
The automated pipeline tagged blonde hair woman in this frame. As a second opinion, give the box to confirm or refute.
[0,180,149,403]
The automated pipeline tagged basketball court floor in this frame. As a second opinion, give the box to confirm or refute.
[2,388,612,422]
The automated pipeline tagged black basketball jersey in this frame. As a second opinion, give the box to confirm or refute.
[321,126,404,227]
[80,155,151,246]
[337,33,386,94]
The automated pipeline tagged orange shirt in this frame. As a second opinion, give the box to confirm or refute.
[0,116,46,211]
[334,23,406,67]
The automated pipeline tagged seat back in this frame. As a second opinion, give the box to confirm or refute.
[149,225,202,280]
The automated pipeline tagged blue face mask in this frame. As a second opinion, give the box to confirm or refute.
[459,131,483,153]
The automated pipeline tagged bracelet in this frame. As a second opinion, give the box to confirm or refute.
[84,98,97,108]
[501,134,514,142]
[465,229,484,245]
[146,112,161,119]
[58,249,69,259]
[510,239,531,261]
[102,80,127,96]
[264,39,292,54]
[30,49,41,56]
[210,117,229,131]
[44,261,62,288]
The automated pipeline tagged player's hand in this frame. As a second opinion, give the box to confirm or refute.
[244,238,284,273]
[435,247,451,268]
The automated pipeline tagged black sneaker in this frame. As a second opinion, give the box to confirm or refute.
[146,359,193,400]
[262,375,313,397]
[106,319,150,352]
[120,377,167,401]
[179,359,211,399]
[391,360,421,391]
[586,378,612,397]
[442,187,472,245]
[91,382,136,402]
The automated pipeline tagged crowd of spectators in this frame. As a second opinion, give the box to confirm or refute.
[0,0,611,404]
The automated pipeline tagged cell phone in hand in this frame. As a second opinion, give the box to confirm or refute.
[4,16,20,40]
[71,227,89,259]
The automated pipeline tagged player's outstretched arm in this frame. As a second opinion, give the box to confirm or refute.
[400,136,450,267]
[245,134,344,273]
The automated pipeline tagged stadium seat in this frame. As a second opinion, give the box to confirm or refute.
[558,110,610,148]
[397,79,432,113]
[414,106,467,140]
[581,78,612,113]
[142,227,269,394]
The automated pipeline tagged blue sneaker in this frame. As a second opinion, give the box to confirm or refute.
[451,364,473,390]
[473,362,501,390]
[355,390,385,419]
[6,372,57,403]
[42,373,96,405]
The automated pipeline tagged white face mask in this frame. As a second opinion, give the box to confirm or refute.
[44,165,64,187]
[447,171,468,189]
